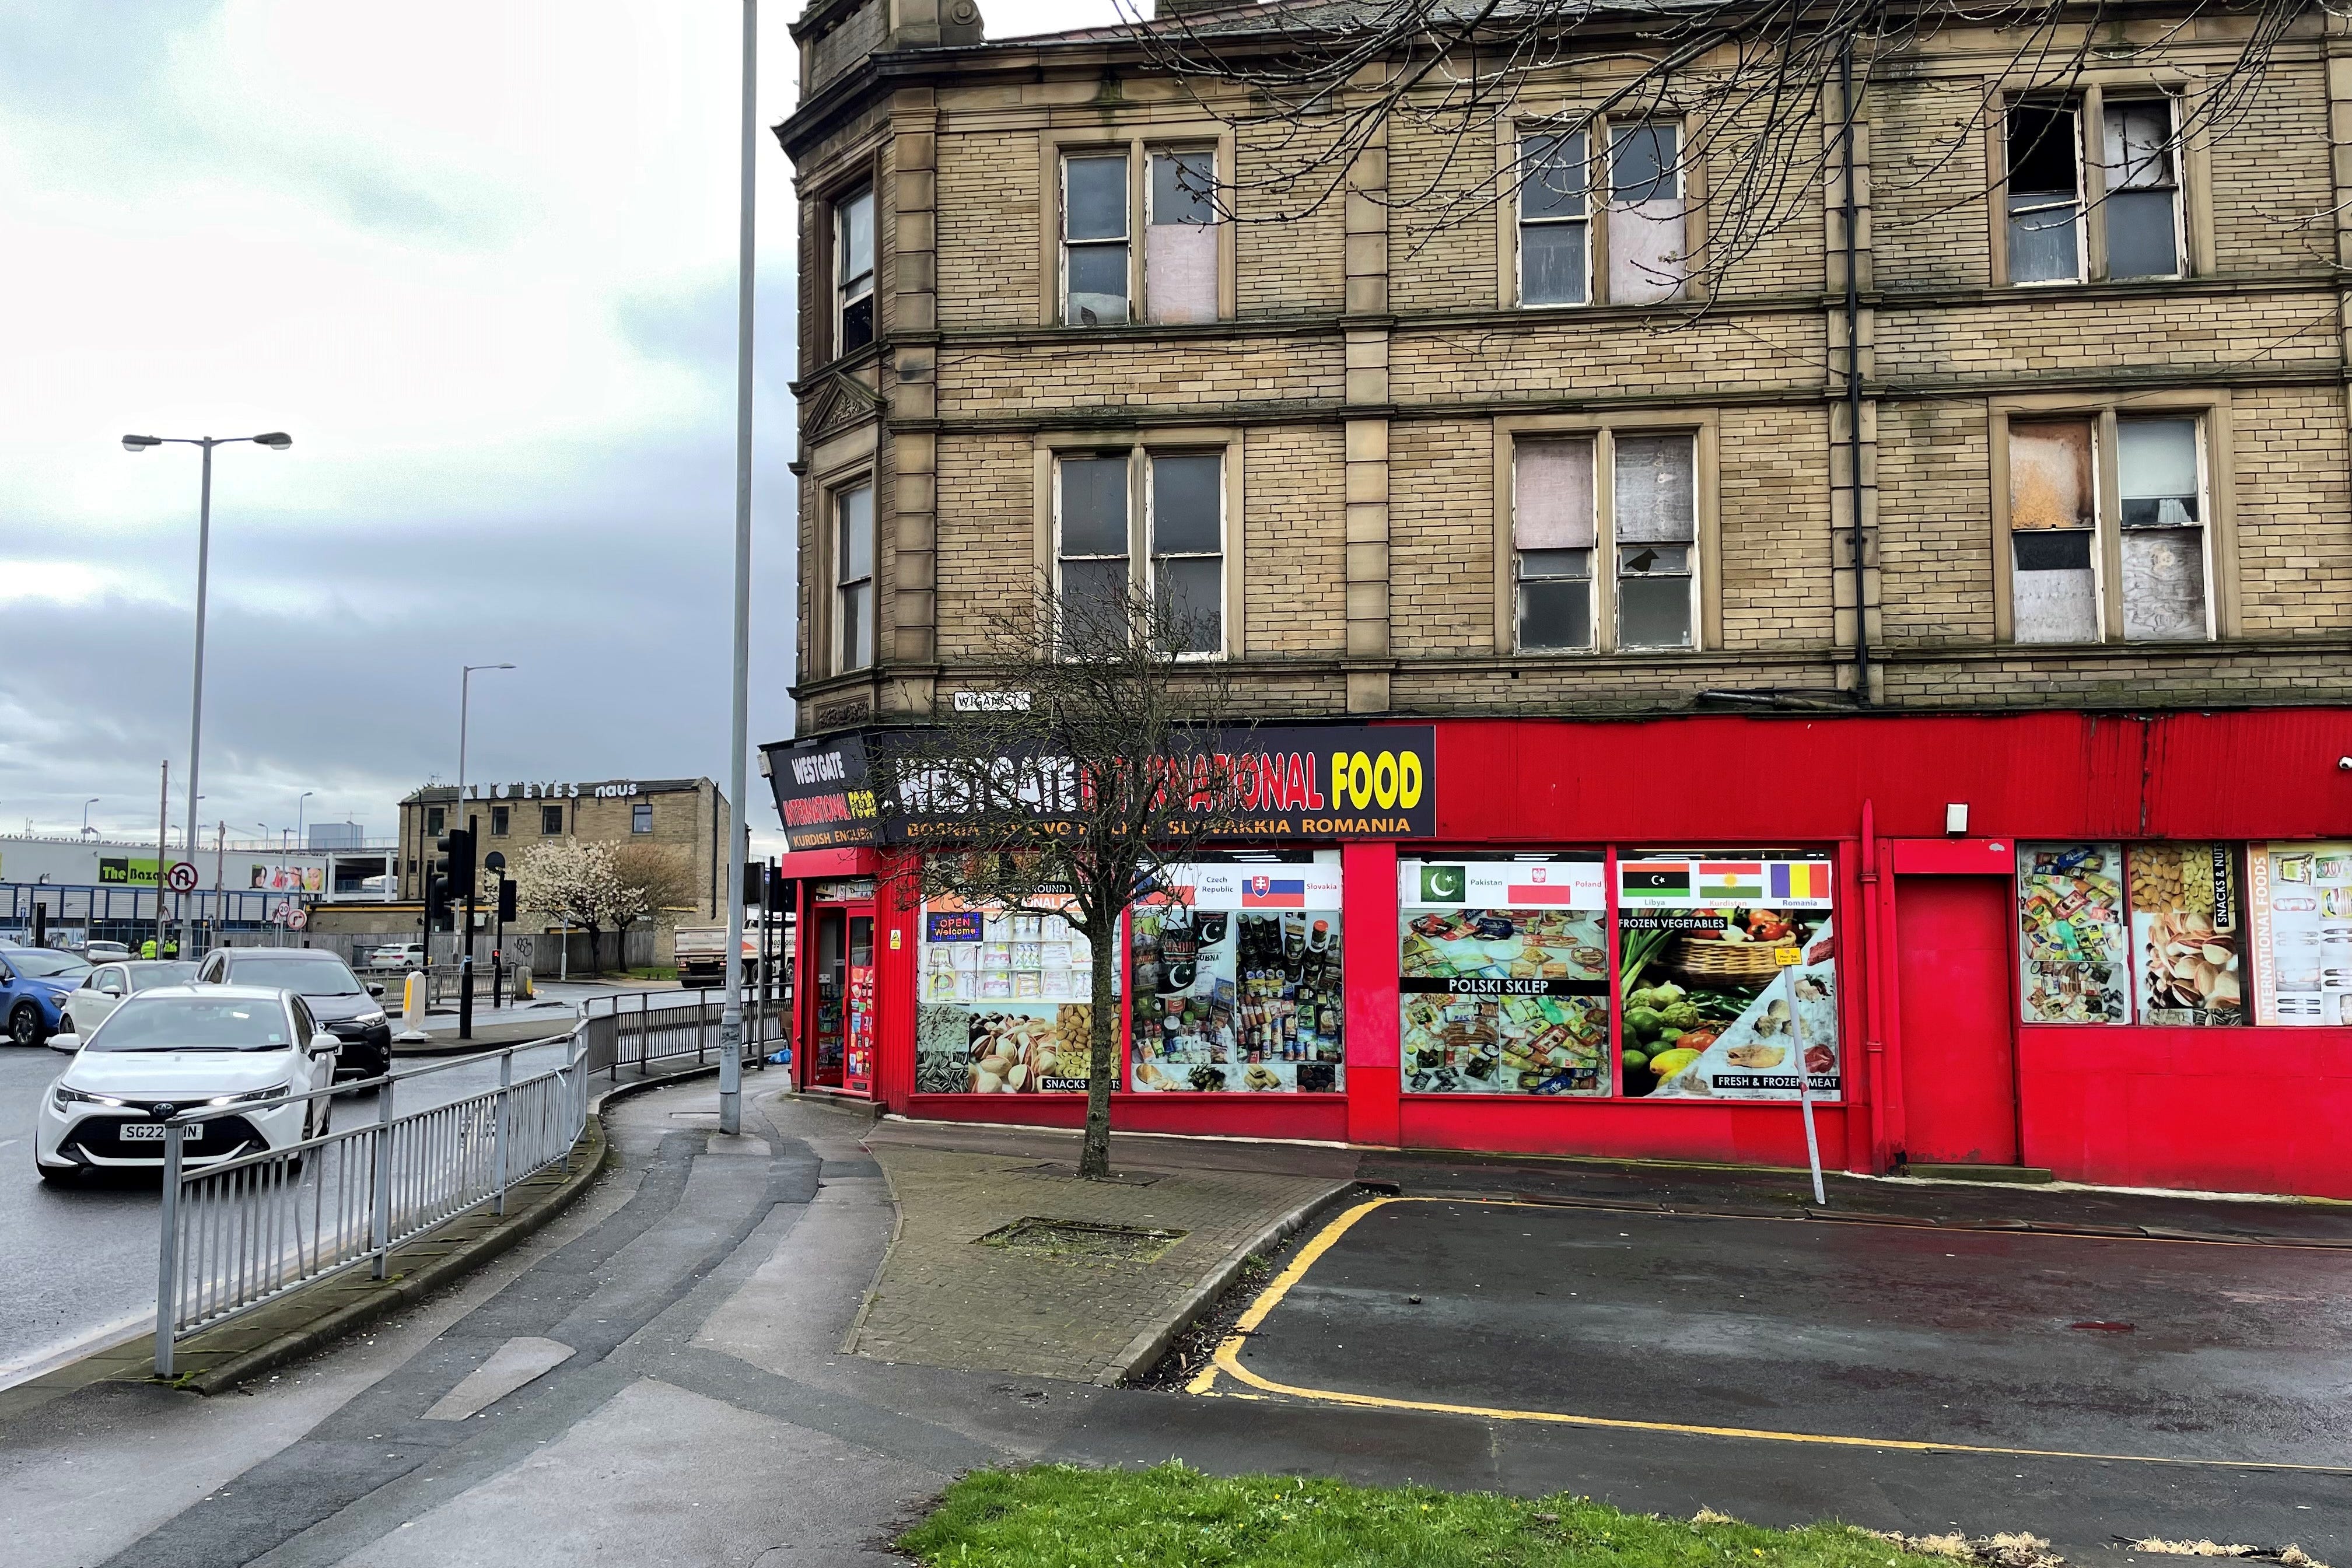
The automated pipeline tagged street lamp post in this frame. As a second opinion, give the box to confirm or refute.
[123,430,291,958]
[296,790,313,852]
[457,663,514,1041]
[82,799,100,838]
[719,0,760,1138]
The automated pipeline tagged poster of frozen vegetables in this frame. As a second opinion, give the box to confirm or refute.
[1129,861,1345,1093]
[1396,859,1609,1096]
[2246,841,2352,1026]
[2129,842,2243,1026]
[915,897,1098,1093]
[1616,856,1839,1100]
[2017,844,2128,1024]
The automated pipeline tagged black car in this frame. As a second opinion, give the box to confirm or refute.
[197,948,391,1079]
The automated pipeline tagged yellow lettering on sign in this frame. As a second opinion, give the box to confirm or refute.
[1773,945,1803,967]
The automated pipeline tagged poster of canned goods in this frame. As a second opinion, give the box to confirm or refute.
[915,896,1098,1093]
[2246,841,2352,1026]
[1128,859,1345,1094]
[2017,843,2129,1024]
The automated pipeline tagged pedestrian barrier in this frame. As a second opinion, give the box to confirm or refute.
[146,1005,769,1377]
[576,986,788,1079]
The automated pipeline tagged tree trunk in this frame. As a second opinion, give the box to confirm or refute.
[588,926,603,977]
[1080,917,1116,1179]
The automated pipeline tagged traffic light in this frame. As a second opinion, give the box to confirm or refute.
[497,878,517,922]
[425,873,450,931]
[742,862,768,908]
[435,827,477,900]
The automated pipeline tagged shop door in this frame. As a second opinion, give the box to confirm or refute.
[808,908,847,1089]
[1896,876,2020,1166]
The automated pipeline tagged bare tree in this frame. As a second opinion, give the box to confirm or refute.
[610,842,699,922]
[871,575,1254,1179]
[1108,0,2310,300]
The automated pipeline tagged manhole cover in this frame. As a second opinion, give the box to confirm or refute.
[975,1217,1188,1265]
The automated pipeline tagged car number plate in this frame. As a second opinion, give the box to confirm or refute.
[117,1122,202,1142]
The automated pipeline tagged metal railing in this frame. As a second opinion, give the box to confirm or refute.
[146,1005,771,1377]
[576,986,789,1079]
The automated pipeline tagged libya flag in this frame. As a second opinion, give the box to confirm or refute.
[1418,864,1467,904]
[1620,863,1692,899]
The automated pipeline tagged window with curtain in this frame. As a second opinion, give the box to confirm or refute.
[2103,100,2181,280]
[1513,438,1595,649]
[2118,418,2207,640]
[1612,433,1696,648]
[1146,149,1217,323]
[2007,414,2211,643]
[1511,430,1698,652]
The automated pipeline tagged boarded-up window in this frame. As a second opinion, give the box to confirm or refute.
[2103,100,2180,280]
[1607,123,1686,304]
[1518,132,1590,307]
[2010,419,2098,643]
[1146,149,1217,324]
[1513,439,1595,650]
[2118,418,2206,640]
[1063,153,1129,326]
[1613,433,1696,647]
[2007,103,2082,284]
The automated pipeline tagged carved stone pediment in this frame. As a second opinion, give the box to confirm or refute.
[800,370,883,445]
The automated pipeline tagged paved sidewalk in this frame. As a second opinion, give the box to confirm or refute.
[853,1122,1356,1382]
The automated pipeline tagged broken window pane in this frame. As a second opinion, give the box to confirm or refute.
[1608,123,1685,303]
[1146,150,1217,323]
[2121,528,2207,640]
[2104,101,2178,279]
[2012,529,2098,643]
[1618,544,1693,648]
[1513,439,1596,550]
[1613,433,1697,543]
[2119,418,2199,527]
[2007,104,2081,283]
[2008,420,2095,530]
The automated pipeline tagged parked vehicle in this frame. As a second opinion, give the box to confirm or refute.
[1,946,93,1047]
[57,961,201,1044]
[197,949,390,1079]
[671,925,772,988]
[84,941,135,964]
[370,943,426,970]
[35,985,339,1182]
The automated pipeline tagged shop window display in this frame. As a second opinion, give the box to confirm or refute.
[1129,860,1345,1093]
[915,896,1098,1093]
[1615,856,1839,1099]
[1398,858,1610,1096]
[2129,842,2242,1026]
[2017,844,2130,1023]
[2248,841,2352,1025]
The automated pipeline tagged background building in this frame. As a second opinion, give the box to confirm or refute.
[394,777,734,920]
[764,0,2352,1199]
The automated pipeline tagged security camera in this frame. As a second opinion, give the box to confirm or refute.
[2340,757,2352,772]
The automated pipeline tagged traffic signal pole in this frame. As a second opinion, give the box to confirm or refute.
[459,818,476,1042]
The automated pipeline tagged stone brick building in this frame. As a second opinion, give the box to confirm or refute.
[761,0,2352,1199]
[396,778,733,921]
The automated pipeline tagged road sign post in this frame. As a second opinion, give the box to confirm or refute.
[1776,949,1828,1206]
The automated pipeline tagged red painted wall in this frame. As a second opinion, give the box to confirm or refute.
[855,709,2352,1198]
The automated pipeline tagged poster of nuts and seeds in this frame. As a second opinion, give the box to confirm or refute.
[915,898,1097,1093]
[2129,842,2243,1027]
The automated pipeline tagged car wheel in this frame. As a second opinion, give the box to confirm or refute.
[36,1162,77,1186]
[8,1004,45,1048]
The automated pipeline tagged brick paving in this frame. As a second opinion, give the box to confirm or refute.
[852,1123,1357,1383]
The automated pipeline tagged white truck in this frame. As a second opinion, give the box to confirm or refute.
[672,919,791,988]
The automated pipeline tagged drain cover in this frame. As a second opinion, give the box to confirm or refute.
[975,1217,1188,1265]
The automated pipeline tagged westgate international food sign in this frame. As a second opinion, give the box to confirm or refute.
[764,726,1435,852]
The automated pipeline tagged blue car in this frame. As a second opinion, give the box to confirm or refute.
[1,947,92,1047]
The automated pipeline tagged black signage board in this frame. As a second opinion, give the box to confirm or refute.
[763,724,1436,849]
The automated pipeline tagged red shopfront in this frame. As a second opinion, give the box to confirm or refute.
[771,710,2352,1200]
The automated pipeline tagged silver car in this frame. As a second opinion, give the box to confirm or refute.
[57,961,201,1046]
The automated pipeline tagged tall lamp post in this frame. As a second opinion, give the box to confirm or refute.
[124,429,292,957]
[295,790,313,852]
[457,663,514,1040]
[81,799,100,838]
[719,0,759,1138]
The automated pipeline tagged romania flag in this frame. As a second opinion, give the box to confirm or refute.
[1769,862,1830,901]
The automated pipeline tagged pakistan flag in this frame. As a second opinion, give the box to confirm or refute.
[1419,864,1466,904]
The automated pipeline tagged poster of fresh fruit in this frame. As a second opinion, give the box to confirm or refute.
[1397,859,1609,1096]
[2018,844,2129,1024]
[1615,856,1839,1100]
[2129,842,2244,1027]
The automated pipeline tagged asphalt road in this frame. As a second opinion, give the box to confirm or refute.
[0,1035,576,1388]
[1220,1197,2352,1468]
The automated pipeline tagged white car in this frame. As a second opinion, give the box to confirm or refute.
[56,960,201,1044]
[84,941,135,964]
[36,985,340,1184]
[370,943,426,970]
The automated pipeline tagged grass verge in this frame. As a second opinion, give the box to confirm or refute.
[898,1463,1959,1568]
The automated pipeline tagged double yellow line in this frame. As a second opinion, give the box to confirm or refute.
[1185,1195,2351,1476]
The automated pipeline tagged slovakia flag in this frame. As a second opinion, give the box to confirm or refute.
[1241,876,1307,907]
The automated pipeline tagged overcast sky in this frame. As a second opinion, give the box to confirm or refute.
[0,0,1116,857]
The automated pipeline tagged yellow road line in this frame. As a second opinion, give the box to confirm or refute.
[1186,1195,2352,1476]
